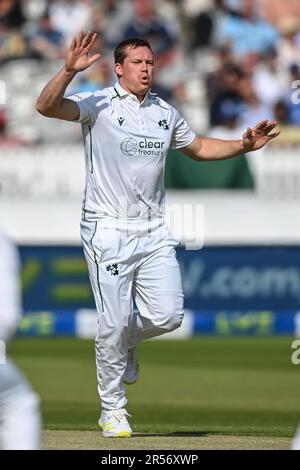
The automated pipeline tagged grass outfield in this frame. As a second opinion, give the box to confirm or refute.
[9,337,300,449]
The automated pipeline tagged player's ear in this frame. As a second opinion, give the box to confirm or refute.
[114,63,123,78]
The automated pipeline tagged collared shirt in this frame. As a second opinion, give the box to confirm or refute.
[67,82,196,220]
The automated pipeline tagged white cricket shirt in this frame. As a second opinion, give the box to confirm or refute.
[68,82,196,220]
[0,232,21,343]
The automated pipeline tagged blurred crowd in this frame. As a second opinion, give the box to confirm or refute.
[0,0,300,146]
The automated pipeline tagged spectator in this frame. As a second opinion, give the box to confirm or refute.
[272,98,300,146]
[0,0,25,28]
[211,98,244,134]
[238,75,274,128]
[48,0,92,45]
[251,48,284,110]
[277,17,300,71]
[0,108,26,146]
[22,0,48,22]
[28,11,65,60]
[0,0,27,62]
[207,62,245,126]
[122,0,178,69]
[0,21,27,62]
[215,0,279,58]
[99,0,133,52]
[188,0,230,50]
[273,100,289,126]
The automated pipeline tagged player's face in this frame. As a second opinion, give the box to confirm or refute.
[115,46,154,100]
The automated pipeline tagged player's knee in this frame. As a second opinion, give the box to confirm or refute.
[155,302,184,333]
[166,309,184,332]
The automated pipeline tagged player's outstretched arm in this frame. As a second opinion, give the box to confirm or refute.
[36,31,101,121]
[181,120,280,161]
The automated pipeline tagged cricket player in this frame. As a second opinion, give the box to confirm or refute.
[0,231,41,449]
[36,32,279,438]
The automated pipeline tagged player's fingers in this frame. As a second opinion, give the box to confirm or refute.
[254,119,269,130]
[88,53,102,66]
[263,122,277,134]
[76,31,84,49]
[259,121,278,134]
[70,36,76,51]
[81,31,93,49]
[85,32,99,51]
[244,127,253,138]
[267,131,281,139]
[265,121,277,129]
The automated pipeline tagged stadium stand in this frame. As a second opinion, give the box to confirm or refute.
[1,0,299,186]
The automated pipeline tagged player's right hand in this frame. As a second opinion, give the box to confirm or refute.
[65,31,101,74]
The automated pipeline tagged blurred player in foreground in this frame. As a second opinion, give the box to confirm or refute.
[292,424,300,450]
[36,32,280,438]
[0,231,41,450]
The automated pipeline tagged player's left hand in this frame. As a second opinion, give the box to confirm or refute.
[242,120,280,152]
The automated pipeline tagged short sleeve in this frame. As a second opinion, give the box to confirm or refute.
[67,92,99,126]
[171,108,196,149]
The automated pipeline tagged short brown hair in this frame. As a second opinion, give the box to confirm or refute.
[114,38,153,64]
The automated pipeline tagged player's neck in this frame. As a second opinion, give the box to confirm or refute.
[118,80,148,103]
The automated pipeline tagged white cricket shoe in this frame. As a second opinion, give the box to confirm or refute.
[123,347,139,385]
[99,408,132,438]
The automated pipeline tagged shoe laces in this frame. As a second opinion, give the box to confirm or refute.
[109,409,131,422]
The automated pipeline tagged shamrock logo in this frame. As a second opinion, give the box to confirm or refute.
[158,119,169,130]
[106,263,119,276]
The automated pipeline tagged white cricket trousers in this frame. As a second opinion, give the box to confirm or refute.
[80,217,184,410]
[0,359,41,449]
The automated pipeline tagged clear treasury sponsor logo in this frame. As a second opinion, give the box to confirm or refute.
[120,137,165,157]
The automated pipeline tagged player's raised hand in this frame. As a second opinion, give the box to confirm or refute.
[65,31,101,74]
[242,120,280,152]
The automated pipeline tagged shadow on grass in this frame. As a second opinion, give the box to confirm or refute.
[133,431,209,438]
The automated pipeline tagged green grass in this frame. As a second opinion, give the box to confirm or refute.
[9,337,300,438]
